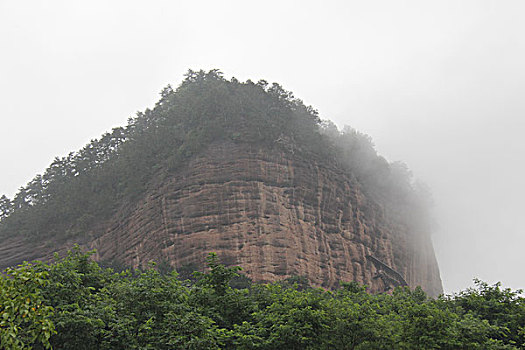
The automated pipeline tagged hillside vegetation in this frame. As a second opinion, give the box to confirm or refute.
[0,70,429,242]
[1,249,524,349]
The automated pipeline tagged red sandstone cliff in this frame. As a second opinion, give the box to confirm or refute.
[0,71,444,297]
[83,141,442,296]
[0,140,442,296]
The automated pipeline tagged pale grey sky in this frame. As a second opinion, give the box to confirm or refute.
[1,0,524,294]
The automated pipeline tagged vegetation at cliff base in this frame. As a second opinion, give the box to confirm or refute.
[1,249,524,349]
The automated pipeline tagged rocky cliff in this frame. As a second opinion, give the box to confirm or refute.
[85,141,441,296]
[0,140,442,296]
[0,70,443,296]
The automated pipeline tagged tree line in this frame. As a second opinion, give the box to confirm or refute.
[1,248,524,349]
[0,70,431,243]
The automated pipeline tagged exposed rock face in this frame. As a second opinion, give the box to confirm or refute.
[0,140,442,296]
[82,141,442,297]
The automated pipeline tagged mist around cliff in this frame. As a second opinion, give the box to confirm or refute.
[0,70,432,251]
[3,1,525,296]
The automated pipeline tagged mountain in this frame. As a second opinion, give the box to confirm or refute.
[0,70,442,296]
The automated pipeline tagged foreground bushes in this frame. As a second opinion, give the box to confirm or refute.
[1,249,524,349]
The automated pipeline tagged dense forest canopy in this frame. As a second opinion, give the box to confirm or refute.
[1,249,524,349]
[0,69,430,241]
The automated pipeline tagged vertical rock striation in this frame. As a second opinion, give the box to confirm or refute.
[87,141,442,297]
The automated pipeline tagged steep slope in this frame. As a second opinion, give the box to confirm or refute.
[0,70,442,296]
[90,141,441,296]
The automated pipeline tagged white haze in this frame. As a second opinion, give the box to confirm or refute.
[1,0,524,294]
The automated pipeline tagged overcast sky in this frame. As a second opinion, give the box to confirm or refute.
[1,0,524,294]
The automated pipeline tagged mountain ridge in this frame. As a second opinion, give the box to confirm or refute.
[0,70,442,296]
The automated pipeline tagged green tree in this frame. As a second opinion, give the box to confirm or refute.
[0,195,12,220]
[190,253,254,331]
[0,262,55,350]
[449,280,525,348]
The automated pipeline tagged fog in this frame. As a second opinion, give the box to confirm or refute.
[1,0,524,294]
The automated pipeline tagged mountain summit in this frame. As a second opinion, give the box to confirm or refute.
[0,70,442,296]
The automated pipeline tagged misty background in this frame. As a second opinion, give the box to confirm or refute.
[1,0,523,294]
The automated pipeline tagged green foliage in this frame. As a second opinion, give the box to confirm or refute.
[106,265,220,349]
[39,247,116,349]
[1,250,524,349]
[444,279,525,348]
[190,253,254,331]
[0,262,55,350]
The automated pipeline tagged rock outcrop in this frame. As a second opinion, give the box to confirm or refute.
[84,140,441,296]
[0,71,443,297]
